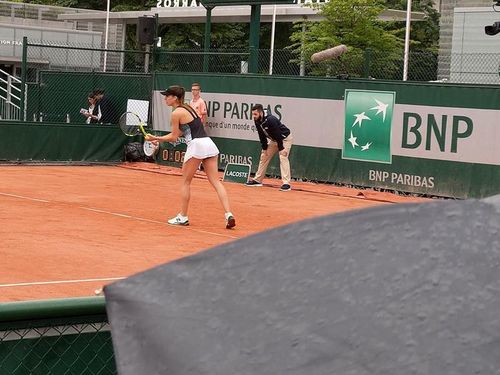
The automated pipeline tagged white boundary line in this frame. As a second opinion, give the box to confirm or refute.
[1,191,238,239]
[0,192,50,203]
[0,277,125,288]
[80,207,238,239]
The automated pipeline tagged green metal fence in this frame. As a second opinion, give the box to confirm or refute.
[15,42,500,128]
[20,40,154,124]
[22,40,153,123]
[0,297,116,375]
[447,52,500,85]
[19,42,500,115]
[25,40,151,76]
[153,48,441,81]
[153,48,500,84]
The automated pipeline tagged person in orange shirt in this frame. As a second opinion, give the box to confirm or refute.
[189,82,207,126]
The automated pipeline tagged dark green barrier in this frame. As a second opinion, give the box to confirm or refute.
[154,72,500,109]
[0,297,116,375]
[157,136,500,199]
[154,73,500,199]
[0,122,136,163]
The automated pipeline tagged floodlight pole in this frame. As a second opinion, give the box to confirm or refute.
[402,0,412,81]
[300,20,306,76]
[269,4,277,75]
[203,5,214,72]
[249,4,261,73]
[103,0,111,72]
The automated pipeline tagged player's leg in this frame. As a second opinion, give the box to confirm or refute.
[180,157,202,215]
[168,156,200,226]
[203,156,235,228]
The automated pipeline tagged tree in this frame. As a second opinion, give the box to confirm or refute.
[384,0,440,52]
[288,0,404,77]
[382,0,440,80]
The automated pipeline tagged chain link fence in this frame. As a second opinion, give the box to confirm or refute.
[11,39,500,86]
[7,42,499,123]
[155,48,440,80]
[153,47,500,85]
[25,41,151,80]
[0,298,116,374]
[305,50,439,82]
[21,41,153,125]
[447,52,500,85]
[154,49,250,74]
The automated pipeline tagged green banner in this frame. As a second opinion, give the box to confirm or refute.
[223,163,251,183]
[342,90,395,164]
[153,72,500,198]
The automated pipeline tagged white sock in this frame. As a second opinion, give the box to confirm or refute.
[225,212,233,220]
[178,213,188,220]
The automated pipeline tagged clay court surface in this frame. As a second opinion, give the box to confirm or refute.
[0,163,427,302]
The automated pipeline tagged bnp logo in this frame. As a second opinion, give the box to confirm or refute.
[342,90,396,164]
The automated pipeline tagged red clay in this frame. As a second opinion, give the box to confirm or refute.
[0,163,427,302]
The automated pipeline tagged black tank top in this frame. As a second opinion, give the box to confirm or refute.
[178,105,207,142]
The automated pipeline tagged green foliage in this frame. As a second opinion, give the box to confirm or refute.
[289,0,404,77]
[156,23,247,50]
[383,0,440,51]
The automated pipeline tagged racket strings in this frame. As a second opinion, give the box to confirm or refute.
[121,123,140,136]
[119,113,144,136]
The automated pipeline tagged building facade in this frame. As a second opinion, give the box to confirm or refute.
[0,0,125,77]
[438,0,493,79]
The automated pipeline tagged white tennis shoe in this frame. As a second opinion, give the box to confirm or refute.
[225,212,236,229]
[168,214,189,226]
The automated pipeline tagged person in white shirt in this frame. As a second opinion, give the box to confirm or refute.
[82,93,98,124]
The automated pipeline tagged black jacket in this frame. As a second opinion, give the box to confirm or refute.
[96,96,117,124]
[255,113,291,151]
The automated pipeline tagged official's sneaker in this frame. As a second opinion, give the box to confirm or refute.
[168,214,189,226]
[279,184,291,191]
[245,179,263,187]
[225,214,236,229]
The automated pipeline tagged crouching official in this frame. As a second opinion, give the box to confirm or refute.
[246,104,293,191]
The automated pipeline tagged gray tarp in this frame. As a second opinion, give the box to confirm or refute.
[105,197,500,375]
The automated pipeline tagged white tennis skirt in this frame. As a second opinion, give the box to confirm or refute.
[184,137,219,162]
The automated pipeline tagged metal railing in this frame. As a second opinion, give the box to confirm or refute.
[0,69,26,120]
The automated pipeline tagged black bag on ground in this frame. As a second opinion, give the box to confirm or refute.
[123,142,145,162]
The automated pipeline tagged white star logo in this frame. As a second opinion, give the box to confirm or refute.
[348,131,358,148]
[352,112,371,128]
[361,142,372,151]
[370,99,389,122]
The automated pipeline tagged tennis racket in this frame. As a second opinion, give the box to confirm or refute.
[119,112,148,137]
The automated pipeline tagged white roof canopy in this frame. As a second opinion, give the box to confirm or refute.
[58,4,425,24]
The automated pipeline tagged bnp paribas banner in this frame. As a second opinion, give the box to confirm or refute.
[154,90,500,167]
[342,90,395,164]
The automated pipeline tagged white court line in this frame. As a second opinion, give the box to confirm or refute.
[0,192,49,203]
[0,277,125,288]
[82,207,132,219]
[80,207,239,239]
[1,190,239,240]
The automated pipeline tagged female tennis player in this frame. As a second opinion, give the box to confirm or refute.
[145,85,236,229]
